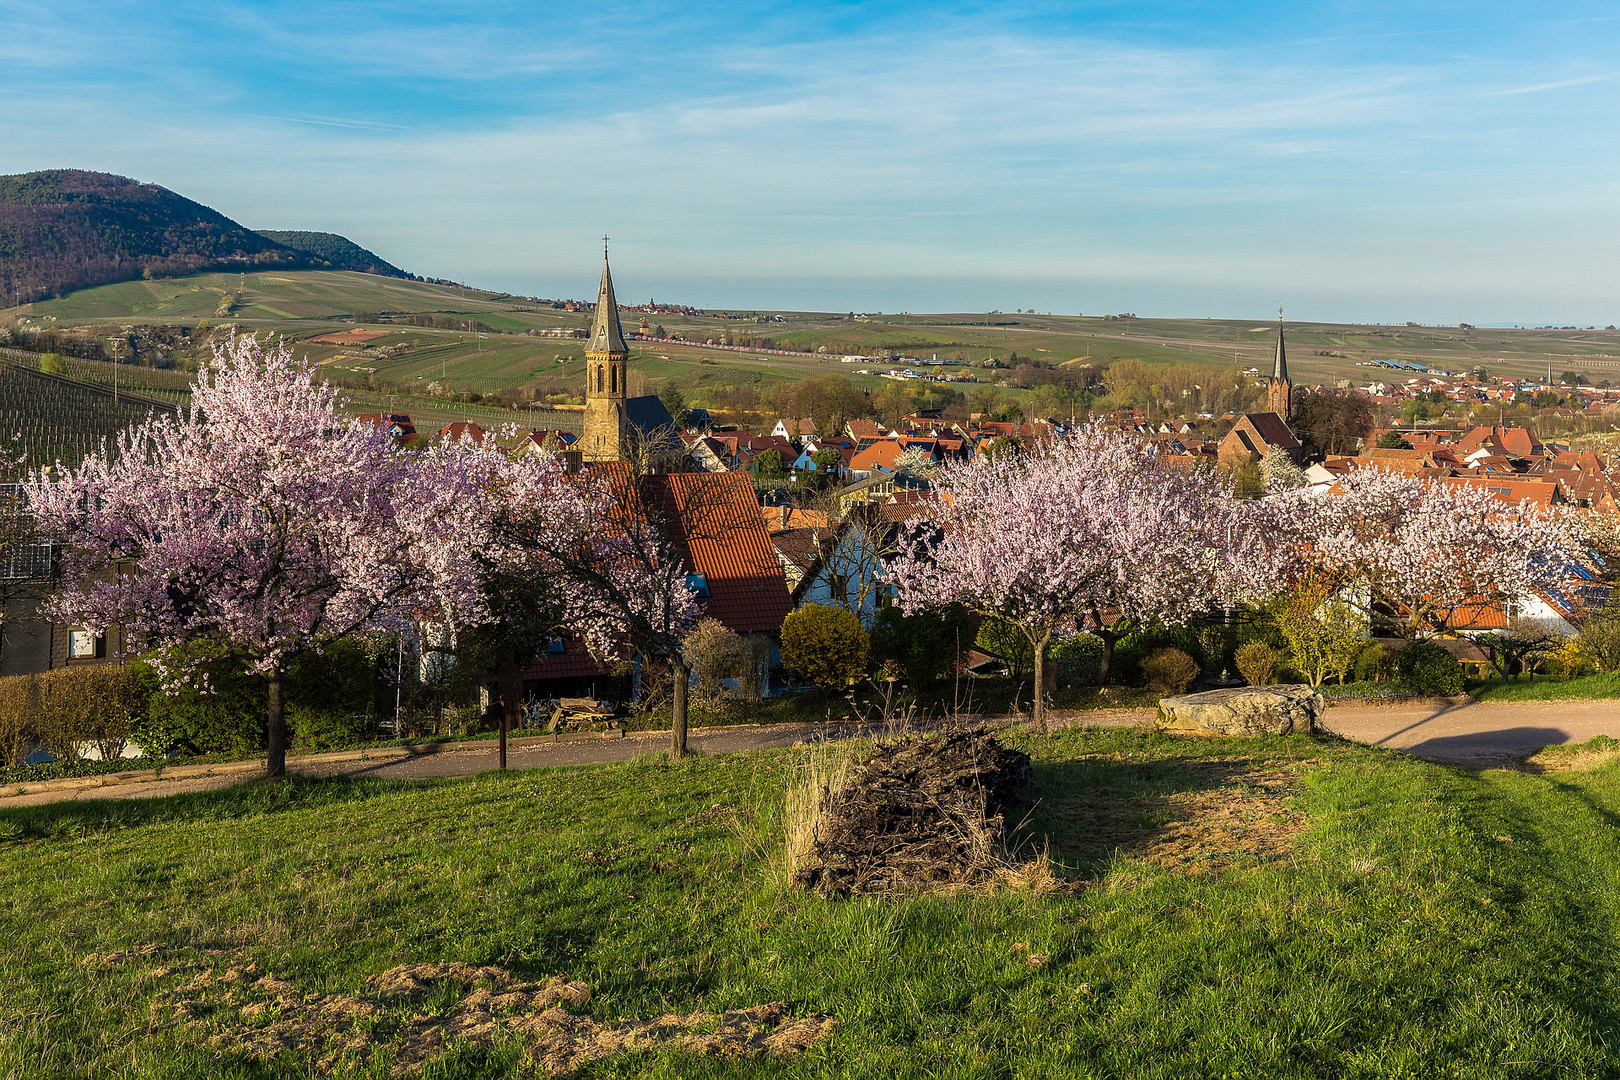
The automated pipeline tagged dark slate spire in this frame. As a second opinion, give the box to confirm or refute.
[1272,308,1289,383]
[587,240,628,357]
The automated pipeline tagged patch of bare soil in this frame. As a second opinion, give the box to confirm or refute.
[306,328,392,345]
[1058,758,1315,873]
[87,952,834,1076]
[792,728,1043,896]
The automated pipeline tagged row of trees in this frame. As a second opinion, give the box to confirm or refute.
[886,428,1585,731]
[27,337,713,776]
[25,338,1591,774]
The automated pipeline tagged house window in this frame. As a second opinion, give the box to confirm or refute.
[68,629,103,659]
[546,637,566,654]
[685,574,711,598]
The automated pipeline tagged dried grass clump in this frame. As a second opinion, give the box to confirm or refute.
[91,950,834,1077]
[790,727,1045,896]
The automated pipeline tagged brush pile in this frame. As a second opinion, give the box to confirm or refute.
[792,728,1034,896]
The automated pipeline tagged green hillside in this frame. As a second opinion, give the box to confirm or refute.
[255,230,409,278]
[0,170,305,306]
[20,270,519,323]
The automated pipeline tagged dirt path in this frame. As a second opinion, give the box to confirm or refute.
[6,699,1620,809]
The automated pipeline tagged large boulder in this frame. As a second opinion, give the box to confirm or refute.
[1157,685,1324,737]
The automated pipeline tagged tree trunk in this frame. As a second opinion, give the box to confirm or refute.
[1095,631,1118,688]
[497,656,522,771]
[266,668,286,779]
[1031,630,1052,734]
[670,657,690,760]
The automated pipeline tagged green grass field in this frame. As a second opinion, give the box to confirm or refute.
[5,727,1620,1077]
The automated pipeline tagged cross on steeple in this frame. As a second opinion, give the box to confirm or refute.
[602,234,610,259]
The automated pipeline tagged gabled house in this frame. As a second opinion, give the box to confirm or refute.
[514,429,578,456]
[845,418,886,449]
[1218,413,1301,465]
[355,413,416,441]
[435,421,495,445]
[771,418,819,440]
[775,505,906,627]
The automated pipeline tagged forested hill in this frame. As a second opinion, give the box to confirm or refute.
[0,170,410,306]
[255,230,409,278]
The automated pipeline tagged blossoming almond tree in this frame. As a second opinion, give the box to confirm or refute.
[487,463,709,759]
[1266,467,1586,639]
[888,427,1280,732]
[27,336,493,777]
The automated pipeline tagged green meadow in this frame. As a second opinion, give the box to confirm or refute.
[5,727,1620,1077]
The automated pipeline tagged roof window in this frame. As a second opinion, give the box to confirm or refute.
[685,574,711,598]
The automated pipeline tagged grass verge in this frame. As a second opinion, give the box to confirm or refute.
[5,727,1620,1076]
[1468,671,1620,702]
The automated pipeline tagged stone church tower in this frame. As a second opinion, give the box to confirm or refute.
[582,243,630,462]
[1267,310,1292,418]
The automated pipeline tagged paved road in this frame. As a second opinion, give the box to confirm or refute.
[1319,697,1620,767]
[6,699,1620,809]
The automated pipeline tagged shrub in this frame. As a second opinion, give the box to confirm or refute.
[684,618,747,705]
[1352,641,1393,683]
[1053,634,1103,687]
[38,352,65,376]
[284,641,382,748]
[1142,647,1199,695]
[781,604,870,691]
[871,603,973,686]
[0,675,39,768]
[1579,602,1620,672]
[33,665,146,761]
[975,617,1033,684]
[1235,642,1277,687]
[1273,579,1366,688]
[1393,640,1464,696]
[129,645,266,756]
[1544,638,1591,680]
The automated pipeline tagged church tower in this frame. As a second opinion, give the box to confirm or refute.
[582,239,630,462]
[1267,307,1292,418]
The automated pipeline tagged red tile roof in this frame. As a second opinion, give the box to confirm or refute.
[851,441,905,473]
[660,472,793,634]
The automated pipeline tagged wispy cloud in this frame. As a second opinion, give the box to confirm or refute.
[0,1,1616,322]
[1484,72,1615,96]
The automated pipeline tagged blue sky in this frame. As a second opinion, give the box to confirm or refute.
[2,1,1617,323]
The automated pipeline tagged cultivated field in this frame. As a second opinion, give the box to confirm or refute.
[12,270,1620,418]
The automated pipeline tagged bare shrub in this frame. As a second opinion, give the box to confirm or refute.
[684,619,746,706]
[35,666,146,761]
[1142,647,1199,694]
[0,674,39,767]
[1235,642,1278,687]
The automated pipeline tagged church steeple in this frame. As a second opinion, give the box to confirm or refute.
[1272,307,1289,383]
[1267,305,1292,417]
[587,238,628,358]
[582,238,631,461]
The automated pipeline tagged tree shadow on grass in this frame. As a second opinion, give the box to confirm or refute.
[1011,751,1317,880]
[0,774,431,844]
